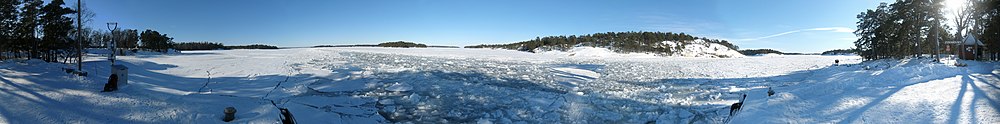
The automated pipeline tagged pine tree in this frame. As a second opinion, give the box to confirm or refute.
[0,0,20,59]
[980,0,1000,60]
[140,29,174,52]
[16,0,43,59]
[39,0,76,62]
[854,0,949,60]
[117,29,139,50]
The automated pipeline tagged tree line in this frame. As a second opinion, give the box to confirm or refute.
[738,49,784,55]
[821,49,860,55]
[0,0,76,62]
[465,31,738,54]
[173,42,278,50]
[313,41,440,48]
[1,0,177,62]
[854,0,999,60]
[377,41,428,48]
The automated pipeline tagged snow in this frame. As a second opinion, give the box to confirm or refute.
[664,40,746,58]
[750,53,784,57]
[730,57,1000,124]
[963,35,985,46]
[533,40,745,58]
[539,47,660,58]
[309,78,378,93]
[386,82,413,92]
[553,67,600,80]
[0,47,996,123]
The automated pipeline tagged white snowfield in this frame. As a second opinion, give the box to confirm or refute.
[0,47,996,124]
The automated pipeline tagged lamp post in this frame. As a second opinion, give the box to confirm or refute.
[106,22,117,64]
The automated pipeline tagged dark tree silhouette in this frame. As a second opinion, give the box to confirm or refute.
[140,29,174,52]
[39,0,76,62]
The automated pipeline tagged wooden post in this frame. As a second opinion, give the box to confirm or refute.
[76,0,82,73]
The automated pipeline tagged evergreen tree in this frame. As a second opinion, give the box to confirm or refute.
[854,0,950,60]
[173,42,225,50]
[116,29,139,49]
[465,31,736,55]
[140,29,174,52]
[16,0,43,59]
[39,0,75,62]
[977,0,1000,60]
[0,0,18,38]
[377,41,428,48]
[0,0,19,59]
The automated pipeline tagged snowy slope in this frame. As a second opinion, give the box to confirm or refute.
[1,48,994,123]
[532,39,745,58]
[658,40,745,58]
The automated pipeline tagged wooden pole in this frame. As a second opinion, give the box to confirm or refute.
[76,0,82,72]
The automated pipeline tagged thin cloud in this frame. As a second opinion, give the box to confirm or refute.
[738,27,854,41]
[812,27,854,32]
[838,37,858,41]
[633,15,721,34]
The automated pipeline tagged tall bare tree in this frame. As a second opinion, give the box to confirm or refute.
[953,0,977,39]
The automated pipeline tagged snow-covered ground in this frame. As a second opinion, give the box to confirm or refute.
[731,57,1000,124]
[0,47,995,123]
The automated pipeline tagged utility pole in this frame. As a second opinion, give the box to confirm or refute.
[76,0,83,73]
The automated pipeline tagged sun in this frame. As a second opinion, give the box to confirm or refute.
[944,0,967,13]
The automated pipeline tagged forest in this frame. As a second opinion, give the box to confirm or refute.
[314,41,433,48]
[0,0,286,62]
[0,0,174,62]
[854,0,999,60]
[465,31,739,54]
[377,41,428,48]
[738,49,785,55]
[821,49,859,55]
[173,42,278,51]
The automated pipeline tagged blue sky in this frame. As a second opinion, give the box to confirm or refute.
[80,0,891,53]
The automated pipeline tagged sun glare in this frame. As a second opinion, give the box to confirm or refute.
[945,0,967,12]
